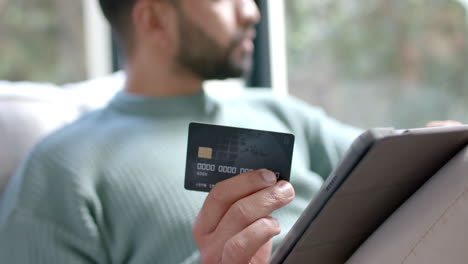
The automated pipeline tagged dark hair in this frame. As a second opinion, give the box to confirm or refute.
[98,0,137,50]
[98,0,178,52]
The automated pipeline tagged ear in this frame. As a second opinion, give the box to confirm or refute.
[132,0,177,50]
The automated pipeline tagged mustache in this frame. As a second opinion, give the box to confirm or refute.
[230,27,257,50]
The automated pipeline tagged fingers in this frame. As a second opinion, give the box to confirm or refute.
[221,217,280,264]
[426,120,462,127]
[194,169,278,235]
[193,171,296,264]
[215,181,294,238]
[249,240,273,264]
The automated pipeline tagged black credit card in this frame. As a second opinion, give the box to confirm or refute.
[185,122,295,192]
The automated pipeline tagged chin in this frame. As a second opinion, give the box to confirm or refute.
[231,53,253,75]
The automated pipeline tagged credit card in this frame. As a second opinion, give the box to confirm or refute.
[185,122,295,192]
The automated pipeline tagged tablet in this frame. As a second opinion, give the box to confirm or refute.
[271,125,468,264]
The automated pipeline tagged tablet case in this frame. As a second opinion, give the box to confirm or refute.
[271,126,468,264]
[347,146,468,264]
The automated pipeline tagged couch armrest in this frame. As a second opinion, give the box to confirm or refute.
[0,86,81,192]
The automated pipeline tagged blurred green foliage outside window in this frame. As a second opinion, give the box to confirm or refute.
[0,0,86,84]
[286,0,468,128]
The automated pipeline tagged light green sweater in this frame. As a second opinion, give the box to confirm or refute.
[0,89,360,263]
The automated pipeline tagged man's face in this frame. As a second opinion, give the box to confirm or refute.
[173,0,260,80]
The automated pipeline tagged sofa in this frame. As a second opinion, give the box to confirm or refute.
[0,72,124,193]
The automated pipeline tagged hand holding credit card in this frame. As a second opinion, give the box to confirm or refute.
[185,123,295,192]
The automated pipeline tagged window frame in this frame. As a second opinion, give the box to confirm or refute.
[83,0,113,79]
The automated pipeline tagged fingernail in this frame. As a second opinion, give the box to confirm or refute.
[261,170,277,185]
[278,181,294,197]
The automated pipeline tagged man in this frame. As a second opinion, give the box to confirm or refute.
[0,0,360,263]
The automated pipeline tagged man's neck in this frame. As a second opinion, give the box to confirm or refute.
[124,58,203,97]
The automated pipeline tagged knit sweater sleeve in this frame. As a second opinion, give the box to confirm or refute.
[0,139,108,263]
[306,106,363,179]
[238,91,363,180]
[281,96,363,180]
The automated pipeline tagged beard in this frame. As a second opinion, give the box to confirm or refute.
[174,9,255,80]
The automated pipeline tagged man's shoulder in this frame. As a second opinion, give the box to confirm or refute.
[210,87,277,102]
[30,109,108,160]
[211,88,326,118]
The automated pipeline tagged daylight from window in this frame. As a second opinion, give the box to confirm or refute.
[0,0,86,84]
[286,0,468,128]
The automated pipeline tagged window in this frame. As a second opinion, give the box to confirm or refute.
[0,0,111,84]
[285,0,468,128]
